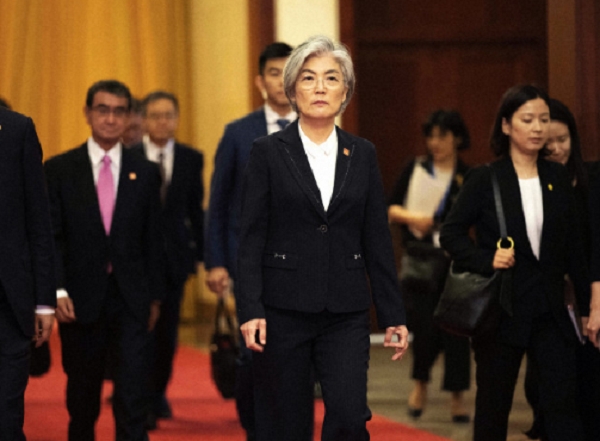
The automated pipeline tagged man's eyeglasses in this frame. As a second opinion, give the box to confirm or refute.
[91,105,129,118]
[146,112,177,121]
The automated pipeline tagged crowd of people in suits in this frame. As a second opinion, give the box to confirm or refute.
[2,33,600,441]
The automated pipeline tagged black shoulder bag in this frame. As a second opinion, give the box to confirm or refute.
[433,166,513,337]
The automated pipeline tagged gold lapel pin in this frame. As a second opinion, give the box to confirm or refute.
[343,148,349,156]
[129,172,137,180]
[548,183,553,191]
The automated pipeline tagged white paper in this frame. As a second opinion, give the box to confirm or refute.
[404,165,448,238]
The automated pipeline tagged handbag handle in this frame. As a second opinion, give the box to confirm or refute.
[488,165,514,315]
[489,166,513,250]
[214,297,236,335]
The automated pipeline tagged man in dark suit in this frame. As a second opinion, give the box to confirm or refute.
[45,80,164,441]
[0,105,56,441]
[130,90,204,428]
[204,42,294,441]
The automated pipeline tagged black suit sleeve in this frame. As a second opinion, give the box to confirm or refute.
[237,140,270,323]
[363,145,406,328]
[23,117,56,307]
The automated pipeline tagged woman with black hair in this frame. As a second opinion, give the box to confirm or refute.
[388,109,471,422]
[527,97,600,441]
[440,86,589,441]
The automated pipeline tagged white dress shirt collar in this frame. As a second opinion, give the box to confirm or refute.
[87,136,121,196]
[298,124,337,158]
[264,103,297,135]
[298,124,338,211]
[87,136,122,170]
[143,135,175,183]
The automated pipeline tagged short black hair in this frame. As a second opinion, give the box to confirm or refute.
[259,42,293,75]
[141,90,179,116]
[548,98,587,188]
[0,97,11,109]
[422,109,470,150]
[85,80,132,110]
[490,84,550,157]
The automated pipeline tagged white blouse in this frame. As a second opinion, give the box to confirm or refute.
[518,177,544,259]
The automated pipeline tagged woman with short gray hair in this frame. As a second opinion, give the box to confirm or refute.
[237,35,408,440]
[283,35,355,114]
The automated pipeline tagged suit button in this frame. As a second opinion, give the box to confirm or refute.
[319,225,328,233]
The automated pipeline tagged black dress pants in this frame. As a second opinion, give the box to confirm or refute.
[60,277,152,441]
[149,279,184,412]
[409,280,470,390]
[472,313,583,441]
[526,338,600,441]
[0,299,30,441]
[253,307,370,441]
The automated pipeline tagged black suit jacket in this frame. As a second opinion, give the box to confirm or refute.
[440,157,590,346]
[0,108,56,336]
[205,108,267,279]
[44,143,164,324]
[131,142,204,286]
[237,121,405,328]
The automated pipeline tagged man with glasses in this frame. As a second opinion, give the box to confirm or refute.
[130,90,204,430]
[44,80,164,441]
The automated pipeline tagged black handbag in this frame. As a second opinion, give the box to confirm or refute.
[209,297,239,399]
[29,341,51,377]
[434,166,513,337]
[399,241,450,294]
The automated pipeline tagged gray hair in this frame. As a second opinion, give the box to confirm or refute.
[283,35,355,114]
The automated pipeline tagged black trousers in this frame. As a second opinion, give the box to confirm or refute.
[60,277,152,441]
[525,338,600,441]
[235,325,256,437]
[405,279,471,391]
[472,313,583,441]
[149,279,184,412]
[254,307,370,441]
[0,299,30,441]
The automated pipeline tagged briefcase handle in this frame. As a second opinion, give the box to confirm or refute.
[214,297,237,335]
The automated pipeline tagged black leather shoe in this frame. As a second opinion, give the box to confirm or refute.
[452,414,470,423]
[407,407,422,418]
[156,396,173,419]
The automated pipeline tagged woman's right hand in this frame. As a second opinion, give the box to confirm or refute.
[492,247,515,269]
[241,318,267,352]
[411,216,434,236]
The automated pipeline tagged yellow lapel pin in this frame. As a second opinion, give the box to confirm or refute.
[129,172,137,180]
[548,183,553,191]
[343,148,349,156]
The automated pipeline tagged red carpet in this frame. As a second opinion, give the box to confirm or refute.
[24,333,450,441]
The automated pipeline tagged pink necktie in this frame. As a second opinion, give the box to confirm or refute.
[97,155,115,235]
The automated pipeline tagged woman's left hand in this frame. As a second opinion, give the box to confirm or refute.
[383,325,409,361]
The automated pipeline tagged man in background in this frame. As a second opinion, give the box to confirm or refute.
[0,99,56,440]
[122,97,144,147]
[131,90,204,429]
[204,42,295,441]
[45,80,164,441]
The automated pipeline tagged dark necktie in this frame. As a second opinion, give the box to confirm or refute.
[276,119,290,131]
[158,152,168,204]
